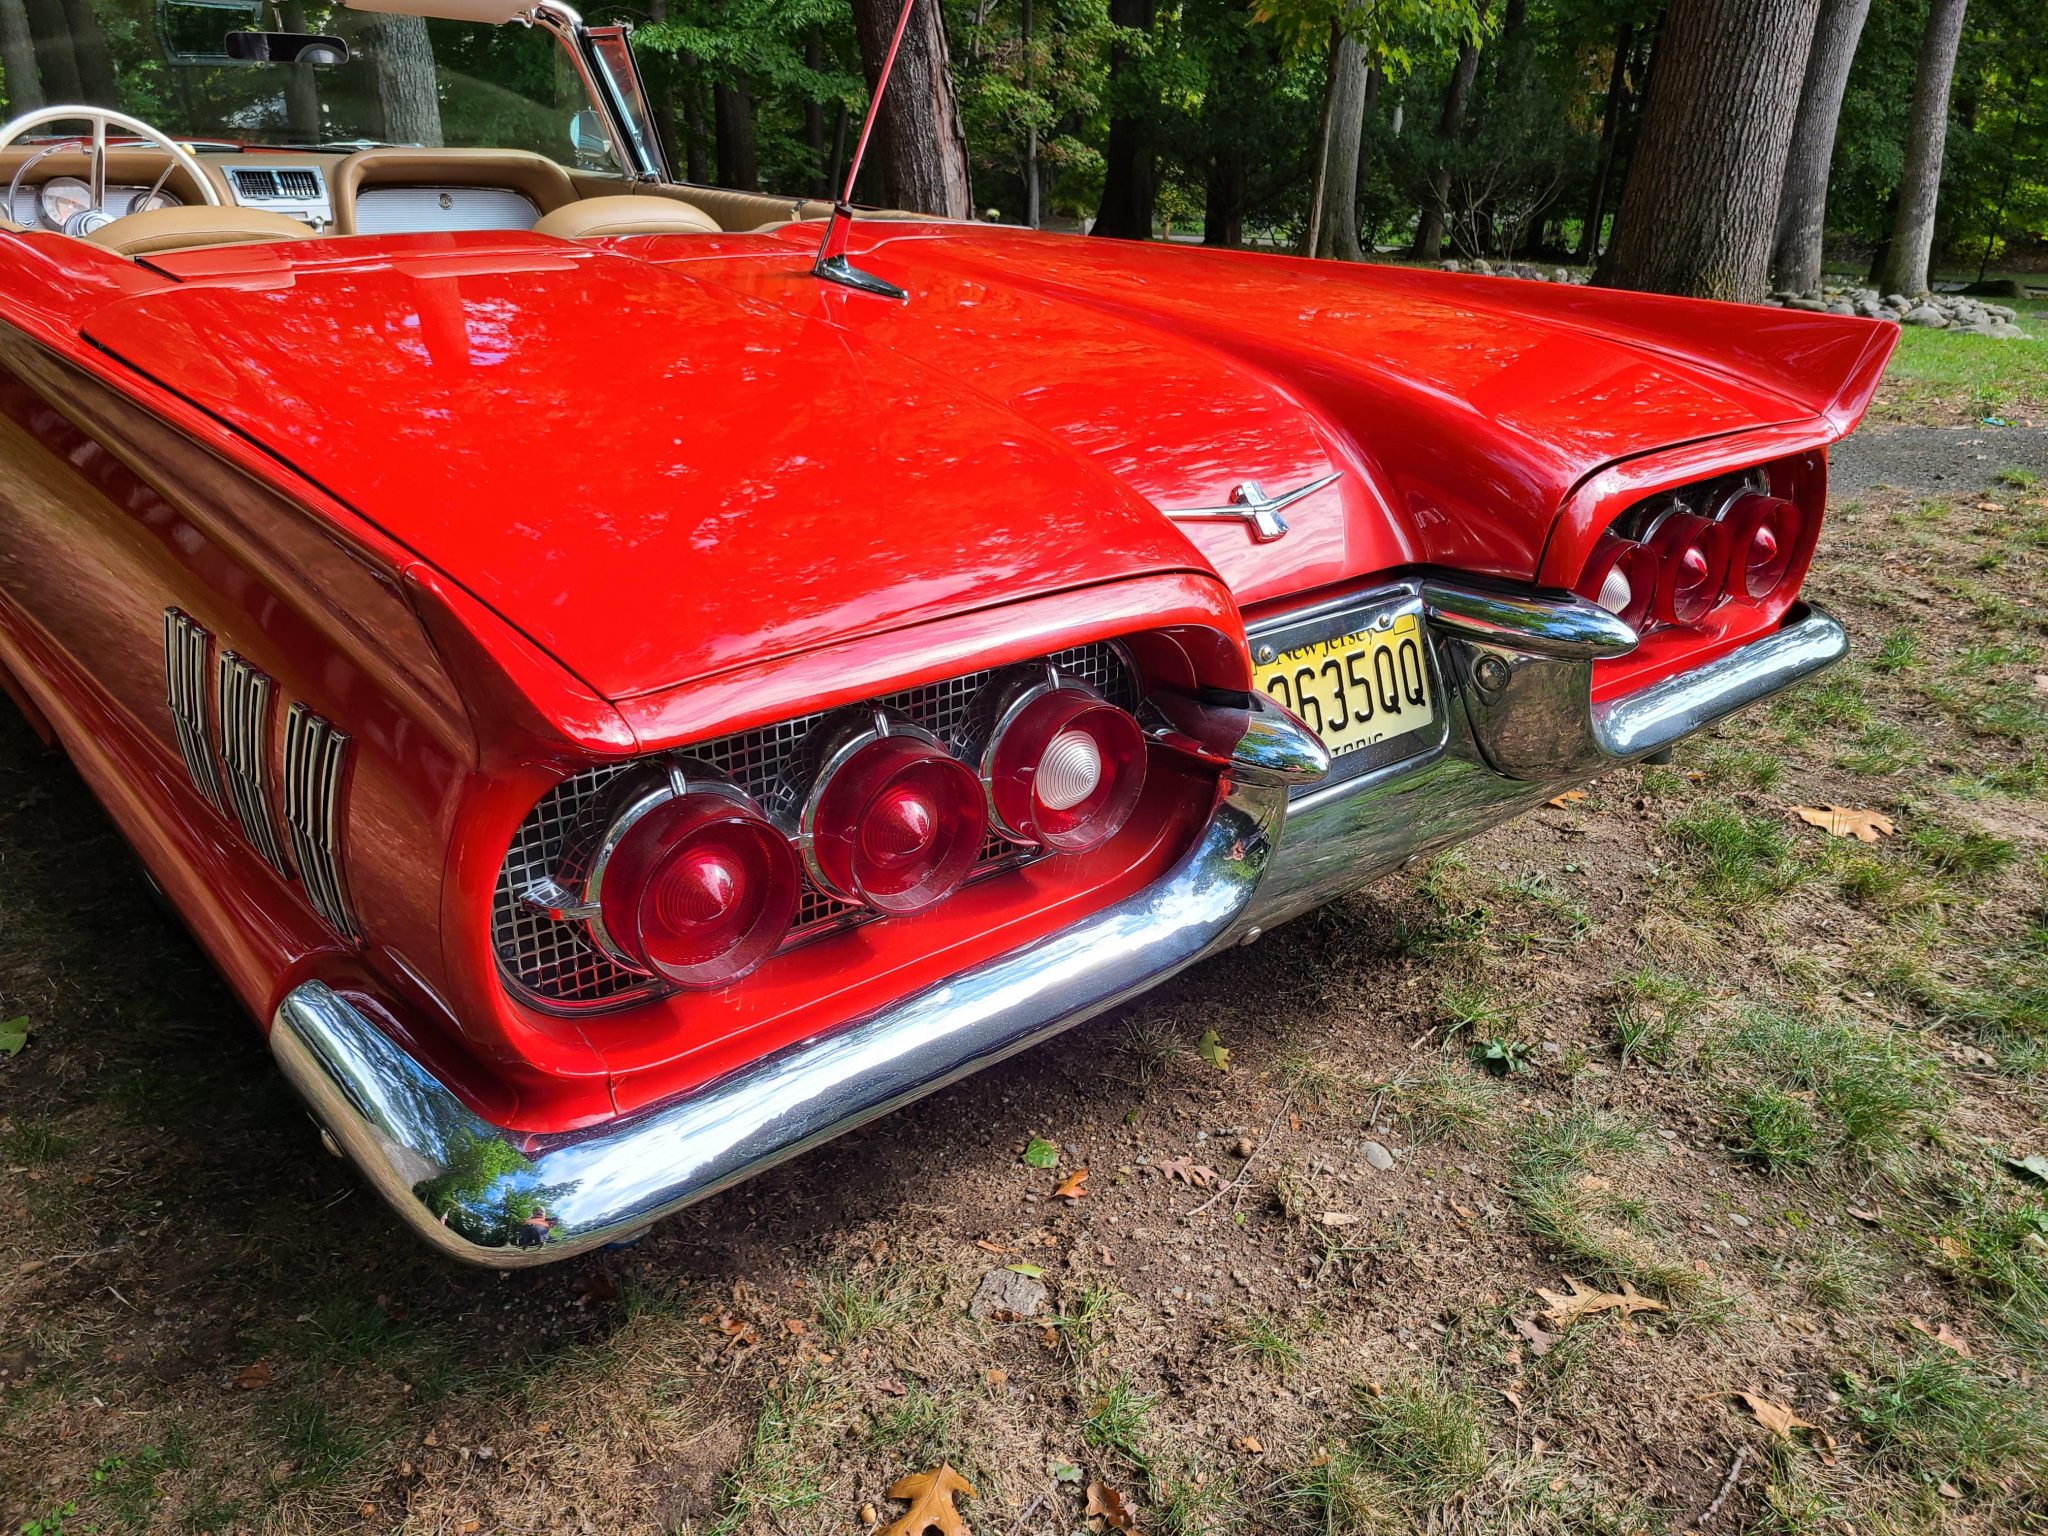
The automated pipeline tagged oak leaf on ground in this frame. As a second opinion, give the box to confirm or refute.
[1734,1391,1836,1455]
[1153,1156,1219,1189]
[1546,790,1587,809]
[1789,804,1896,842]
[1053,1169,1089,1201]
[1196,1028,1231,1072]
[232,1361,272,1391]
[1086,1479,1141,1532]
[1534,1277,1668,1329]
[1907,1316,1973,1357]
[881,1465,977,1536]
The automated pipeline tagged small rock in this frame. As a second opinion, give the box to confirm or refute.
[1988,321,2027,339]
[1902,304,1948,327]
[1785,296,1830,312]
[968,1266,1047,1321]
[1730,1213,1752,1229]
[1440,258,1462,273]
[1825,300,1856,316]
[1233,1136,1256,1158]
[1884,292,1910,308]
[1361,1140,1396,1172]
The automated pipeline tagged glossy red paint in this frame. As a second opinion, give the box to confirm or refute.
[0,209,1896,1139]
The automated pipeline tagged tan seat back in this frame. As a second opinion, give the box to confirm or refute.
[532,194,721,240]
[86,205,313,258]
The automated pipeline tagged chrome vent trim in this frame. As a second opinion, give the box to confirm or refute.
[491,640,1141,1012]
[283,704,359,940]
[162,609,226,812]
[215,652,289,874]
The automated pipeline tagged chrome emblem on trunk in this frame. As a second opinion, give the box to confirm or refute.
[1163,471,1342,544]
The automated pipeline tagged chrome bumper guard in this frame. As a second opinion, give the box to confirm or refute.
[271,593,1845,1266]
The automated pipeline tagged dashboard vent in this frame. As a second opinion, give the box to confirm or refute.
[282,704,358,940]
[162,609,225,812]
[276,169,320,199]
[216,653,289,874]
[231,169,280,199]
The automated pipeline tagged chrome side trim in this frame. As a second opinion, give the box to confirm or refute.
[272,759,1303,1266]
[1139,689,1332,786]
[216,653,288,874]
[162,609,225,812]
[1593,603,1847,759]
[282,704,358,940]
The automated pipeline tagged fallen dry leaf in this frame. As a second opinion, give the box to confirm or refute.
[1196,1028,1231,1073]
[1053,1168,1089,1202]
[882,1464,977,1536]
[1907,1316,1974,1357]
[1546,790,1587,809]
[1154,1156,1218,1189]
[1086,1479,1141,1532]
[1734,1391,1836,1454]
[1790,804,1895,842]
[715,1312,759,1348]
[1512,1316,1560,1357]
[232,1361,272,1391]
[1847,1204,1882,1224]
[1535,1277,1668,1329]
[973,1239,1014,1256]
[1231,1435,1264,1455]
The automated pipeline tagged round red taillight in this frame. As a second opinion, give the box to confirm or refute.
[1722,493,1800,601]
[985,687,1147,853]
[1648,512,1730,627]
[807,733,985,913]
[1575,533,1656,631]
[594,787,799,989]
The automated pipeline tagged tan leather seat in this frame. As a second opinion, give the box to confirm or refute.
[533,194,722,240]
[332,148,579,234]
[86,205,313,257]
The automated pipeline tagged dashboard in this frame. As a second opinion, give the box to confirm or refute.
[7,154,549,236]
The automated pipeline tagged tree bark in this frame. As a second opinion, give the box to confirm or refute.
[1311,34,1374,260]
[645,0,681,184]
[1877,0,1970,296]
[849,0,973,217]
[1093,0,1154,238]
[804,27,829,198]
[713,84,757,189]
[683,75,708,183]
[20,0,77,103]
[1203,148,1245,246]
[1770,0,1871,294]
[1412,35,1483,261]
[0,0,45,114]
[279,1,322,143]
[58,0,110,101]
[367,14,443,147]
[1574,22,1633,261]
[1597,0,1821,300]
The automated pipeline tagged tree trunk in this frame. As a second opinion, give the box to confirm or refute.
[20,0,77,103]
[1021,0,1038,226]
[367,14,443,147]
[804,27,828,197]
[683,76,708,183]
[1412,35,1484,261]
[1311,33,1373,260]
[849,0,973,217]
[58,0,110,102]
[1770,0,1871,295]
[646,0,681,183]
[1093,0,1154,238]
[279,1,322,143]
[0,0,45,114]
[713,84,757,189]
[1575,22,1633,261]
[1203,148,1246,246]
[1597,0,1821,300]
[1877,0,1970,296]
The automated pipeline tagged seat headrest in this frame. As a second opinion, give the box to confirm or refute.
[532,195,722,241]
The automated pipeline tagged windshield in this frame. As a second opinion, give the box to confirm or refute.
[0,1,603,164]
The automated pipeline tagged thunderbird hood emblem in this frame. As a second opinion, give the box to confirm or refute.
[1162,471,1342,544]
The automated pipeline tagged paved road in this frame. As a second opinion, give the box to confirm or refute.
[1829,422,2048,498]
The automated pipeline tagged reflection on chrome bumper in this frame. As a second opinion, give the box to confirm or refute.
[273,596,1845,1266]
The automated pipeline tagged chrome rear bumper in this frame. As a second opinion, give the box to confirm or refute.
[271,597,1845,1266]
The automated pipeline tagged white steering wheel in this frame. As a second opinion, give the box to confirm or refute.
[0,104,222,236]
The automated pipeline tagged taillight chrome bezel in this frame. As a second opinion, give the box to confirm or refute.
[962,663,1148,853]
[782,708,988,913]
[581,759,799,987]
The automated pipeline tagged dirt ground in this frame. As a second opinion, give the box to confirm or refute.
[3,348,2046,1535]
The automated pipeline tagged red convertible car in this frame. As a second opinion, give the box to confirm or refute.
[0,0,1894,1264]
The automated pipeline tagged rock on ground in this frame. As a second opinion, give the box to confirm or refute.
[968,1265,1048,1321]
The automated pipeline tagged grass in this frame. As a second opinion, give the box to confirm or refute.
[1396,1055,1500,1146]
[1851,1351,2048,1495]
[1665,802,1805,909]
[1879,304,2048,421]
[812,1265,919,1344]
[1082,1376,1157,1474]
[1228,1310,1307,1375]
[711,1375,837,1535]
[866,1383,961,1468]
[1050,1280,1118,1363]
[1611,966,1703,1067]
[1349,1380,1490,1510]
[1714,1009,1943,1174]
[1926,1181,2048,1348]
[1907,823,2019,881]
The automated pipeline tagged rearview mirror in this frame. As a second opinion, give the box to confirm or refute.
[224,30,350,65]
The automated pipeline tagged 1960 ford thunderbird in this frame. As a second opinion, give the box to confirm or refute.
[0,0,1897,1264]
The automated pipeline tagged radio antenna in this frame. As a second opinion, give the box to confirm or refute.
[812,0,917,301]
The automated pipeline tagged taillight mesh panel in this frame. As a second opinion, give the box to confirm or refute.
[283,704,359,940]
[492,642,1139,1010]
